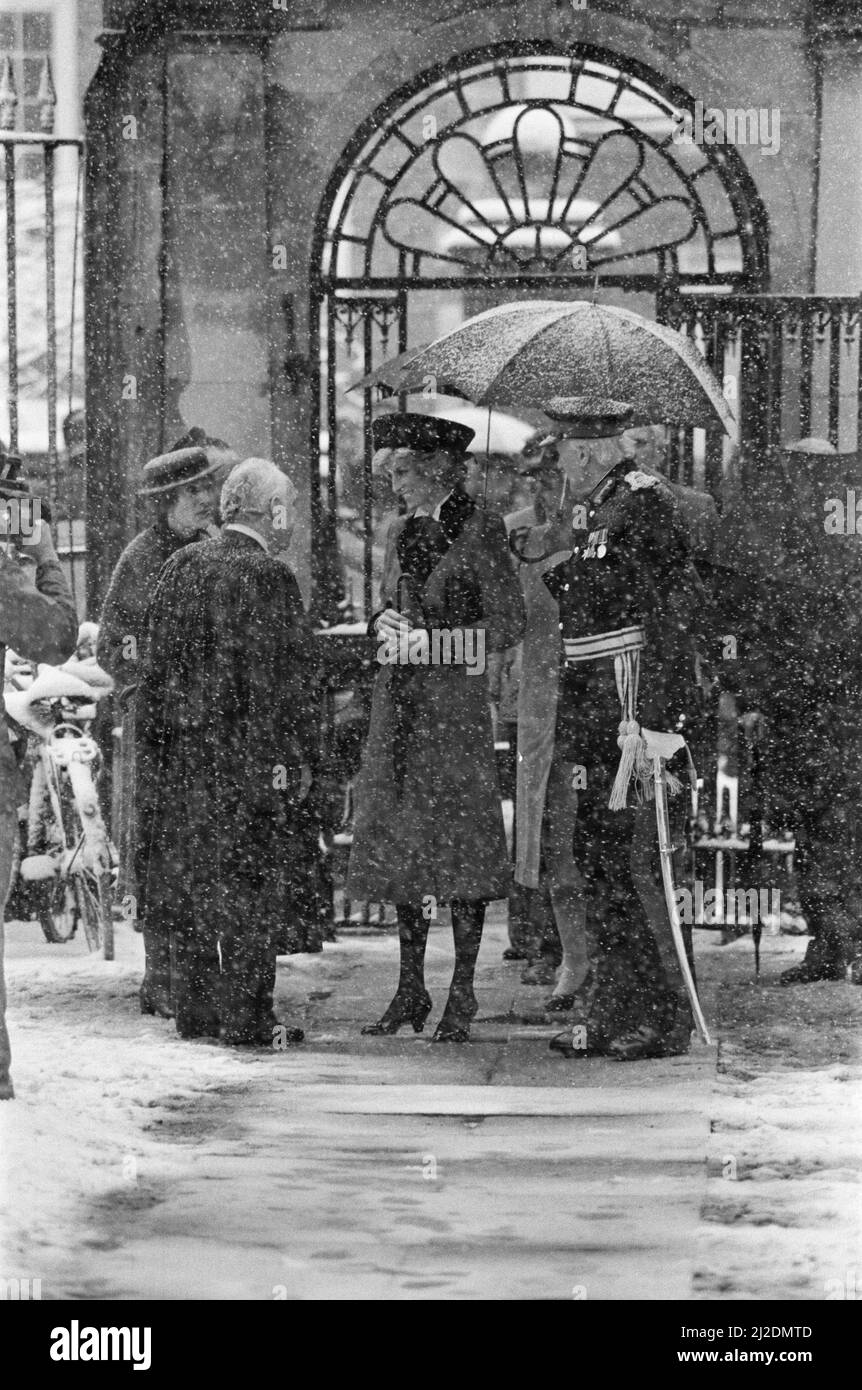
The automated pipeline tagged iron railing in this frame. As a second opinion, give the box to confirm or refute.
[0,55,85,611]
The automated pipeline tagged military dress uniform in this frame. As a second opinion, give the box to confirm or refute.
[543,458,708,1058]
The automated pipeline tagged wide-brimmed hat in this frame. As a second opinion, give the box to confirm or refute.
[370,411,475,461]
[542,398,635,438]
[138,447,222,497]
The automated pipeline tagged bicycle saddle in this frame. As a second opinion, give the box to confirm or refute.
[22,665,100,704]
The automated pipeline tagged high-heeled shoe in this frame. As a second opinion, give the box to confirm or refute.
[544,969,594,1014]
[361,989,432,1036]
[432,989,478,1043]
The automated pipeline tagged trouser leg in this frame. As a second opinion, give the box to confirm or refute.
[544,757,589,997]
[141,924,175,1014]
[0,808,18,1098]
[173,886,219,1038]
[629,799,687,995]
[218,875,278,1043]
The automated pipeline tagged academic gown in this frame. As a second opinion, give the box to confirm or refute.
[134,531,318,1033]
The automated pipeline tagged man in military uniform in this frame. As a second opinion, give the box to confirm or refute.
[719,437,862,984]
[538,400,710,1060]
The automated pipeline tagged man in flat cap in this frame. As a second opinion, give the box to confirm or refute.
[348,412,525,1041]
[718,437,862,984]
[98,441,222,1016]
[135,459,316,1044]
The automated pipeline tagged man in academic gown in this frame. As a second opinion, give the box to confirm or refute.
[135,459,317,1044]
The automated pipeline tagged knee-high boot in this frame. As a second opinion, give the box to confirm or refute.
[434,898,486,1042]
[361,903,432,1035]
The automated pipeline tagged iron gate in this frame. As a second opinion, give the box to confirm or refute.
[310,41,770,621]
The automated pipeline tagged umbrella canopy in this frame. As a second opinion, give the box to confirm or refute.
[351,299,734,434]
[372,398,537,455]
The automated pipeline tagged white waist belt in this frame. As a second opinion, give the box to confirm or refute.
[562,624,645,665]
[562,625,647,811]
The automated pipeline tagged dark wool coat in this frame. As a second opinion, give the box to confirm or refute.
[134,531,318,930]
[97,520,211,896]
[347,498,525,904]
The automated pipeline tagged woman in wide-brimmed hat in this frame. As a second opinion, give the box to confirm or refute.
[98,441,225,1017]
[348,412,525,1041]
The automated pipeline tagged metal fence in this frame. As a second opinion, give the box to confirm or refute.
[0,55,85,613]
[659,291,862,493]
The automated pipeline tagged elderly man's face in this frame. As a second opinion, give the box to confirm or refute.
[269,475,297,553]
[622,427,664,472]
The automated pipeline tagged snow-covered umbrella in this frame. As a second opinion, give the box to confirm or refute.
[352,299,734,434]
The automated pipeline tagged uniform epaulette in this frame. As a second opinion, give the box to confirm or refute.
[624,470,659,491]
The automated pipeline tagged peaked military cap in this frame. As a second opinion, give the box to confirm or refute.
[370,412,475,457]
[542,398,635,438]
[138,446,222,497]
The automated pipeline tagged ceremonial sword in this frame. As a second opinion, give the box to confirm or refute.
[642,728,713,1046]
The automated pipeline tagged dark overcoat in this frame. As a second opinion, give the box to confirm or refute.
[135,531,318,929]
[347,497,525,904]
[97,520,211,896]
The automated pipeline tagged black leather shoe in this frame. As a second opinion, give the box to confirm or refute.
[221,1019,305,1047]
[545,993,575,1012]
[548,1028,606,1058]
[176,1015,220,1040]
[544,970,594,1015]
[140,985,175,1019]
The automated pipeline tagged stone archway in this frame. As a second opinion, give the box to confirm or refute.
[309,40,770,615]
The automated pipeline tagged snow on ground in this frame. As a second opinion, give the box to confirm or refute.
[0,920,265,1279]
[1,912,860,1299]
[694,933,862,1300]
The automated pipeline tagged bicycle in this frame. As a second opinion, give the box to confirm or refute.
[5,658,117,958]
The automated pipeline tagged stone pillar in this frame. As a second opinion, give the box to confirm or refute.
[814,39,862,294]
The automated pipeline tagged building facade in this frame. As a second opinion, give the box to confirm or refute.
[83,0,862,613]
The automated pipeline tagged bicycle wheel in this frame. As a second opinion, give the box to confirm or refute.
[35,762,83,945]
[75,865,113,955]
[39,876,80,944]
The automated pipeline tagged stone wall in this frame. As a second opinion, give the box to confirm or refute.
[85,0,847,608]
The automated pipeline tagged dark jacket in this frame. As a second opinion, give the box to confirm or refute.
[347,497,525,903]
[544,467,709,767]
[97,521,211,703]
